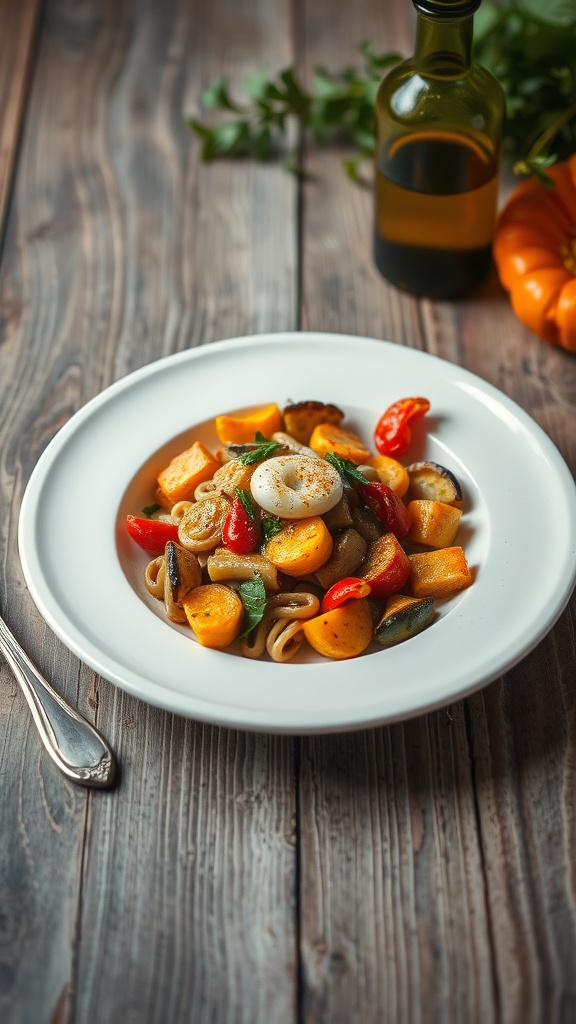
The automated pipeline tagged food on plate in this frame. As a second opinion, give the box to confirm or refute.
[126,397,474,661]
[374,397,430,457]
[282,400,344,445]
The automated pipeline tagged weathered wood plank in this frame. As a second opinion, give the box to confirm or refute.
[0,0,41,235]
[0,0,299,1022]
[297,0,576,1020]
[299,713,496,1024]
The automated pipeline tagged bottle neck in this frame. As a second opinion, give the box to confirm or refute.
[413,10,474,77]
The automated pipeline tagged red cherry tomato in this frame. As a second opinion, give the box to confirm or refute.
[374,397,430,457]
[320,577,372,613]
[125,515,180,555]
[357,481,410,539]
[222,489,260,554]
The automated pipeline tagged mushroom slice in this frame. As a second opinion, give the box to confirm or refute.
[164,541,202,622]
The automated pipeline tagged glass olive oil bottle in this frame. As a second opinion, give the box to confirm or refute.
[374,0,505,298]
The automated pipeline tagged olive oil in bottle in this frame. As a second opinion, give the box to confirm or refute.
[374,0,504,298]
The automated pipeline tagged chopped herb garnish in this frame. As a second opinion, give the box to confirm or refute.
[325,451,368,486]
[235,487,257,521]
[142,503,161,518]
[236,431,283,465]
[260,516,283,547]
[238,571,267,638]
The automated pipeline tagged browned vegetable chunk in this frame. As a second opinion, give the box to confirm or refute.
[282,400,344,445]
[405,461,463,505]
[408,547,472,599]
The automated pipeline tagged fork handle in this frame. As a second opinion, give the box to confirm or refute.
[0,615,116,787]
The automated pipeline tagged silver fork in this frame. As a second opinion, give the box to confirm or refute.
[0,613,116,787]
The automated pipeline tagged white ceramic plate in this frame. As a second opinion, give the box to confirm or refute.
[18,332,576,733]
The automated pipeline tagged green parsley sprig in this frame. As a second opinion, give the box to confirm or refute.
[187,1,576,183]
[236,432,283,466]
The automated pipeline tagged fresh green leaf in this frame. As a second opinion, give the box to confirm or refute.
[260,516,283,546]
[201,75,242,112]
[324,451,369,486]
[236,432,283,465]
[235,488,257,521]
[516,0,576,27]
[188,7,576,184]
[142,503,161,518]
[238,572,267,638]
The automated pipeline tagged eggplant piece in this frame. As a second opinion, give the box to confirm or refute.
[349,501,384,544]
[314,528,367,589]
[405,461,462,505]
[375,595,434,647]
[322,491,354,531]
[164,541,202,622]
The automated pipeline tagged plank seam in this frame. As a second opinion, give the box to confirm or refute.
[463,699,502,1022]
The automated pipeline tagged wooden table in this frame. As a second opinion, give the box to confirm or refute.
[1,1,575,1021]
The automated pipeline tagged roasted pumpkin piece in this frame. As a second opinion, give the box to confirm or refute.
[282,401,344,445]
[375,594,434,646]
[365,455,410,497]
[183,584,244,649]
[265,516,333,577]
[215,404,282,445]
[302,598,373,659]
[406,500,462,549]
[308,423,371,464]
[408,547,472,599]
[157,441,220,505]
[405,461,462,505]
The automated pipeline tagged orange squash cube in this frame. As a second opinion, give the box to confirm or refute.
[308,423,371,464]
[406,500,462,548]
[215,403,282,444]
[157,441,219,505]
[408,546,472,599]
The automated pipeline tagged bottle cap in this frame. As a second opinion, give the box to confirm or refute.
[413,0,481,15]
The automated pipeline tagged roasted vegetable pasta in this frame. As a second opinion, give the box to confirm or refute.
[126,398,473,661]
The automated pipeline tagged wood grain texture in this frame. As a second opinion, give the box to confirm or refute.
[0,0,41,236]
[297,0,576,1021]
[1,0,575,1021]
[0,1,298,1022]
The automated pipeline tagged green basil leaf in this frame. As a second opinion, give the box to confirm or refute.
[238,572,267,638]
[324,451,369,486]
[142,503,161,518]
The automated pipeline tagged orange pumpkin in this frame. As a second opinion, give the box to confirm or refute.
[493,155,576,352]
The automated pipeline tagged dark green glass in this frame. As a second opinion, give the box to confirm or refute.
[374,0,505,298]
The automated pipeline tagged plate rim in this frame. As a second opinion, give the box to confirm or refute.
[18,330,576,733]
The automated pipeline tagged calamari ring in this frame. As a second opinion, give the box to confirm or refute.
[250,454,342,519]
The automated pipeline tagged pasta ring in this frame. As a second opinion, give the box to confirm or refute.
[250,454,342,519]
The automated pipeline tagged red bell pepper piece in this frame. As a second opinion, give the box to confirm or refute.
[125,515,179,555]
[222,488,261,554]
[374,397,430,457]
[357,481,410,539]
[360,533,411,600]
[320,576,372,613]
